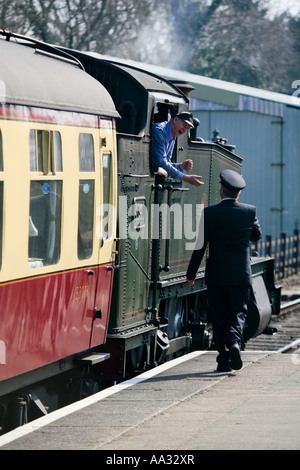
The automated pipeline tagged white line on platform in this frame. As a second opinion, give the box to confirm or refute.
[0,350,207,447]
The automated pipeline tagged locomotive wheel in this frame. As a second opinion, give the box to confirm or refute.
[191,323,211,350]
[160,297,194,360]
[163,297,184,339]
[127,345,144,373]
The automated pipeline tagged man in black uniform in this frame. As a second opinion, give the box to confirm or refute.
[186,169,262,372]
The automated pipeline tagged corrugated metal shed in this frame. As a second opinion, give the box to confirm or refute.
[86,52,300,239]
[188,88,300,241]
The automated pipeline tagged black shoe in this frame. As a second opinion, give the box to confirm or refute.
[216,364,232,372]
[229,344,243,370]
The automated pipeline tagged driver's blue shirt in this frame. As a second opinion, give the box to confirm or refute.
[152,121,182,180]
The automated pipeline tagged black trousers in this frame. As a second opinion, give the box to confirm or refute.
[207,285,250,365]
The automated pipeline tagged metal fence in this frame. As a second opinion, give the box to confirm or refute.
[251,230,299,280]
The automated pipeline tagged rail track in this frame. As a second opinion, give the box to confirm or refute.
[245,297,300,353]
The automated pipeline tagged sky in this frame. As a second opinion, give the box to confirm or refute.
[264,0,300,18]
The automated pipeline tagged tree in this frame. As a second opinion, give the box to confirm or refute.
[2,0,162,52]
[0,0,32,34]
[288,15,300,92]
[187,0,297,92]
[1,0,300,93]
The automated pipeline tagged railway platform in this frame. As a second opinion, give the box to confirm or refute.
[0,349,300,451]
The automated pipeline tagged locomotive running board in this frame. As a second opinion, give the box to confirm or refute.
[74,352,110,366]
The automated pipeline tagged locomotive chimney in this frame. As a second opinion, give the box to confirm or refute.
[170,80,195,97]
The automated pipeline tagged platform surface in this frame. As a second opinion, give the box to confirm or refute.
[1,350,300,451]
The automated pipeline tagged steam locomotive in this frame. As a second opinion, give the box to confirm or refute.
[0,31,280,433]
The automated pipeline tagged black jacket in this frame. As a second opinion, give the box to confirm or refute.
[186,199,262,285]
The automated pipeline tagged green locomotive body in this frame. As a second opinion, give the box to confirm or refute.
[66,50,280,381]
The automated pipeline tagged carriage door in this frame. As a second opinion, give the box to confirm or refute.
[89,142,116,349]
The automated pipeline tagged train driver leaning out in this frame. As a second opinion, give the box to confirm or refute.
[152,111,204,187]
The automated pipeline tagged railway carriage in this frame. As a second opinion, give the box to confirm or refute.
[0,32,280,433]
[0,35,119,430]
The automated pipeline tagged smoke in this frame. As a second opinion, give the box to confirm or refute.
[107,5,191,70]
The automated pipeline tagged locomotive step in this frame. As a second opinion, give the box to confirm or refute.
[74,352,110,365]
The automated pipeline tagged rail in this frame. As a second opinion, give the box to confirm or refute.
[246,296,300,353]
[277,338,300,353]
[280,297,300,314]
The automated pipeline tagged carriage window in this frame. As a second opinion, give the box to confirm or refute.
[103,153,111,206]
[78,180,95,260]
[102,152,112,238]
[0,130,3,171]
[79,133,94,171]
[29,130,62,173]
[29,130,37,171]
[28,181,62,268]
[52,131,62,172]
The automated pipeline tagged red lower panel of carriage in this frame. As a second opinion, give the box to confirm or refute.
[0,265,113,381]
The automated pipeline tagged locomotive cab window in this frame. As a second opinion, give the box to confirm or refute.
[28,181,62,268]
[152,103,179,168]
[29,130,62,174]
[153,103,173,124]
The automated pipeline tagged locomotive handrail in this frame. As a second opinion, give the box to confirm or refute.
[121,173,149,178]
[129,250,151,280]
[160,182,189,192]
[150,176,191,316]
[170,186,189,192]
[159,183,189,273]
